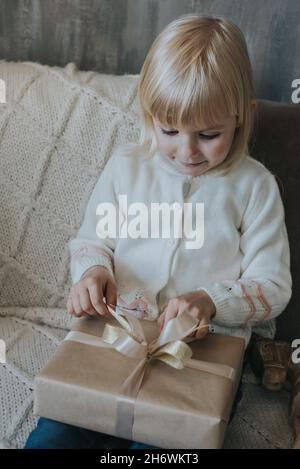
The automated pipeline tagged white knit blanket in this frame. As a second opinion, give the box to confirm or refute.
[0,61,294,448]
[0,60,141,310]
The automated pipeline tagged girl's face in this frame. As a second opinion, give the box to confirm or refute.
[152,115,238,176]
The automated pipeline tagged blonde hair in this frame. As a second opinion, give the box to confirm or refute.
[137,14,256,176]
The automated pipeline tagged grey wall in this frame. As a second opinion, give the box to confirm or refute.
[0,0,299,103]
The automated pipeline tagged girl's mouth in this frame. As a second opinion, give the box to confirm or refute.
[181,161,207,167]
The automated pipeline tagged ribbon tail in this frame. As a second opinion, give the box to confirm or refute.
[120,358,148,398]
[115,358,148,441]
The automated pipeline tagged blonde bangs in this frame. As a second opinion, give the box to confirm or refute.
[146,64,238,131]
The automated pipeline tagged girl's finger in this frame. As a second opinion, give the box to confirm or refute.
[72,292,83,317]
[105,279,117,310]
[160,302,178,331]
[88,282,109,316]
[195,317,209,339]
[79,288,98,317]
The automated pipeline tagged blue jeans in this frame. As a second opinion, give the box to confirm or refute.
[24,356,247,449]
[24,417,155,449]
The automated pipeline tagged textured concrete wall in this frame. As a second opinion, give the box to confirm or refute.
[0,0,299,102]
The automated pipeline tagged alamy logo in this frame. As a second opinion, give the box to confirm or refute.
[0,339,6,364]
[0,79,6,104]
[96,195,205,250]
[291,339,300,364]
[291,79,300,104]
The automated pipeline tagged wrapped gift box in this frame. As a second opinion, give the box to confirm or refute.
[34,308,245,449]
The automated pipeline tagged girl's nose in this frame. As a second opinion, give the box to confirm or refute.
[180,136,200,160]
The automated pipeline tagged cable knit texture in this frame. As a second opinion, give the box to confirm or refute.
[0,61,293,449]
[0,60,140,309]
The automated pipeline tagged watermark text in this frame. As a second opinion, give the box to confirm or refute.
[96,195,204,250]
[291,339,300,364]
[291,79,300,104]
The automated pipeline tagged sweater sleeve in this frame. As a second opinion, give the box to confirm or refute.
[68,150,120,284]
[198,173,292,328]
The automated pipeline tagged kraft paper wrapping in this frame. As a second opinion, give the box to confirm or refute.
[34,309,245,449]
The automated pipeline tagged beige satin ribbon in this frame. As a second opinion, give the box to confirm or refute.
[64,305,236,440]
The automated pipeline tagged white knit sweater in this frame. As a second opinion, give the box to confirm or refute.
[69,144,292,348]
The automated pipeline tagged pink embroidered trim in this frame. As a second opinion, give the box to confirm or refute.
[253,281,272,324]
[239,281,257,327]
[239,280,272,326]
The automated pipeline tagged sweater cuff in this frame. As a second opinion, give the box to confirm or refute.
[196,283,256,327]
[70,254,114,284]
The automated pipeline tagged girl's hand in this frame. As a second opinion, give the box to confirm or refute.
[66,265,117,318]
[157,290,216,339]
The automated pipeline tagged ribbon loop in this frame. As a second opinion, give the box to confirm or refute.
[105,305,195,371]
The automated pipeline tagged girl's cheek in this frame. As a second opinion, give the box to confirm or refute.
[201,140,219,157]
[211,138,228,155]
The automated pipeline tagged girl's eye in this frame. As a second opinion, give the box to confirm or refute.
[161,129,178,136]
[199,133,220,140]
[161,129,220,140]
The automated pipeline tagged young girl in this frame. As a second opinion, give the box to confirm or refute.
[25,14,292,449]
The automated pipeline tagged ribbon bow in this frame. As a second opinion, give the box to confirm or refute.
[101,304,202,397]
